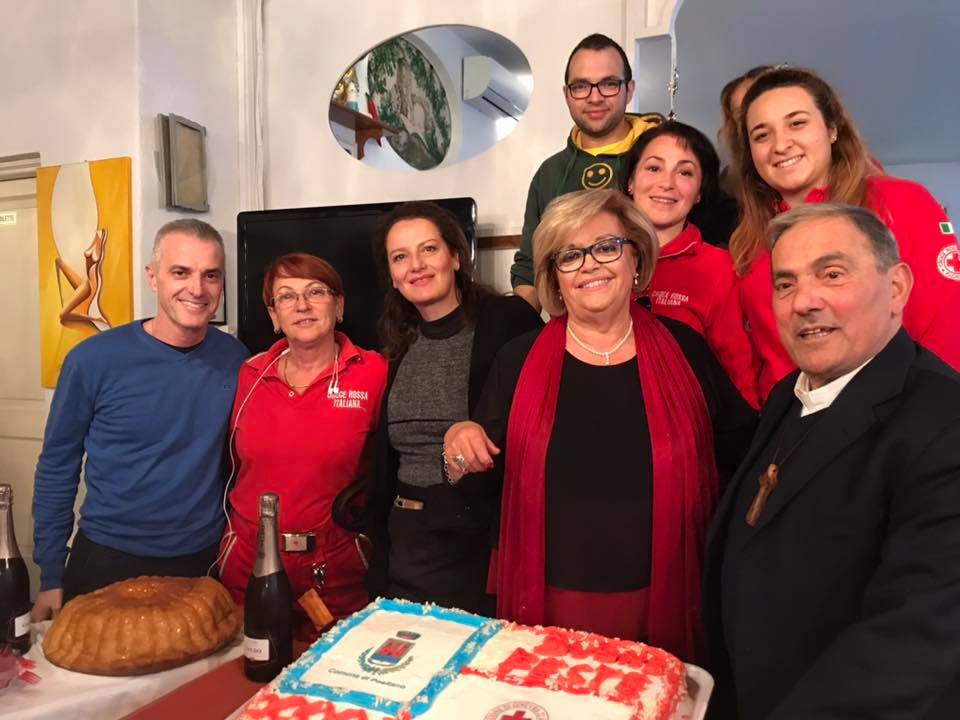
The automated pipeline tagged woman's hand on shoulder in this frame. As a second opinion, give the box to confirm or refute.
[443,421,500,483]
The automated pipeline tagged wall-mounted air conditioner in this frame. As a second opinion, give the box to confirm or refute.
[462,55,529,121]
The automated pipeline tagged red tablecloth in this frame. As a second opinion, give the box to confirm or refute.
[123,642,309,720]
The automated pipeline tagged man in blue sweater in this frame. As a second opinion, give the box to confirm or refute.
[31,219,249,620]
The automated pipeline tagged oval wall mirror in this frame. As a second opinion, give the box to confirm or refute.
[329,25,532,171]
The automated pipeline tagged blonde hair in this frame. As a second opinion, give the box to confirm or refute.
[729,66,878,274]
[532,189,658,316]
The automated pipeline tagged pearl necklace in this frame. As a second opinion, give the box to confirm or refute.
[566,322,633,365]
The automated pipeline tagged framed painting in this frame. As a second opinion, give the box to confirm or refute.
[37,157,133,387]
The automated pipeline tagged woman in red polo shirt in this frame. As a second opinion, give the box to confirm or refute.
[219,253,387,639]
[730,66,960,400]
[624,120,759,407]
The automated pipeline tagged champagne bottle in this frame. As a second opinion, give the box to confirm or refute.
[0,484,31,655]
[243,493,293,682]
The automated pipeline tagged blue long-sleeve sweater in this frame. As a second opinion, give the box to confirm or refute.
[33,321,248,590]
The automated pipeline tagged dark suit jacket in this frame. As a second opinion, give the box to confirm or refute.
[704,329,960,719]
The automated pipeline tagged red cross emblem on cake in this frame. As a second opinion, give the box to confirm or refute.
[938,244,960,281]
[483,701,549,720]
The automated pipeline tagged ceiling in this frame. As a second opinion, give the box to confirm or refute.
[658,0,959,165]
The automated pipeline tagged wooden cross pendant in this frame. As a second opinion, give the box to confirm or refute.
[745,463,779,527]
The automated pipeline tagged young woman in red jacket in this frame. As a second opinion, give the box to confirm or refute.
[624,121,759,407]
[731,66,960,400]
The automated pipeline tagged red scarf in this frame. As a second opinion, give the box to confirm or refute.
[496,304,717,661]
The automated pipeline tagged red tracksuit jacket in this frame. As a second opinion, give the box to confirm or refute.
[643,223,760,408]
[740,175,960,401]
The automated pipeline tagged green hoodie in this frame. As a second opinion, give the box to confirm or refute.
[510,112,663,288]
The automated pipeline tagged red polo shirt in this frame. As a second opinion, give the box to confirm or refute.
[228,332,387,531]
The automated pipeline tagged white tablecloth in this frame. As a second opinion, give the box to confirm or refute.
[0,622,243,720]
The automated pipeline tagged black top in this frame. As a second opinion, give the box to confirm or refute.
[545,354,651,591]
[420,306,467,339]
[475,315,759,581]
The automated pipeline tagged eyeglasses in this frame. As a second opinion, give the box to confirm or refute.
[566,78,625,100]
[271,285,337,309]
[552,236,635,273]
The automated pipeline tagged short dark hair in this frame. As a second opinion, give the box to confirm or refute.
[564,33,632,85]
[262,253,344,308]
[621,120,721,211]
[768,203,901,272]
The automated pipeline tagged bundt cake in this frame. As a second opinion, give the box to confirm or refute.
[42,576,241,675]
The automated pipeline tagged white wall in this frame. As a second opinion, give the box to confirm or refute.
[137,0,242,323]
[3,1,242,316]
[3,0,141,298]
[2,2,139,167]
[263,0,624,249]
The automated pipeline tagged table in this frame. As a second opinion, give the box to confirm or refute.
[124,641,309,720]
[0,622,244,720]
[122,656,262,720]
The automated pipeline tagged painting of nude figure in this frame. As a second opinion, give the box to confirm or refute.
[37,157,132,387]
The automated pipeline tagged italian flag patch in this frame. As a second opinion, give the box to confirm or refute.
[941,221,954,234]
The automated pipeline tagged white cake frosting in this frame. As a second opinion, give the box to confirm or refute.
[238,598,687,720]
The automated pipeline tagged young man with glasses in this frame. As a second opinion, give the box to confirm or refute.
[32,219,249,620]
[510,33,663,310]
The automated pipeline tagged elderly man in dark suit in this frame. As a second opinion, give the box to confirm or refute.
[704,202,960,719]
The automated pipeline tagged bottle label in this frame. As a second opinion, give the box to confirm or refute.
[243,635,270,661]
[14,611,30,638]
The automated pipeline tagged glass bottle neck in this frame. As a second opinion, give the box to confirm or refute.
[252,513,282,577]
[0,503,22,560]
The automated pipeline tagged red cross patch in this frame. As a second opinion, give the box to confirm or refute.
[483,701,549,720]
[937,244,960,281]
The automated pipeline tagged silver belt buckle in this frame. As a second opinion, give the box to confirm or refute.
[281,532,316,552]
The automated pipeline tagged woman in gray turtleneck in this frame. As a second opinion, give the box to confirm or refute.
[357,201,540,615]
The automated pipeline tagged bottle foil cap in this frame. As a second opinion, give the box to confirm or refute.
[258,492,279,518]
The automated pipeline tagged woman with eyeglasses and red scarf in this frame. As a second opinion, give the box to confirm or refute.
[444,190,755,662]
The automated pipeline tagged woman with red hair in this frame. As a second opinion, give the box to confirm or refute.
[219,253,387,639]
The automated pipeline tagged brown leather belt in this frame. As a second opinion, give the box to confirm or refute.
[394,496,424,511]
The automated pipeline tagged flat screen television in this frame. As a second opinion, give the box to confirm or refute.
[236,198,477,354]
